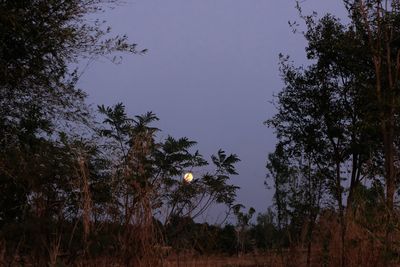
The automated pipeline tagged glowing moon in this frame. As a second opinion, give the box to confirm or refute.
[183,172,193,183]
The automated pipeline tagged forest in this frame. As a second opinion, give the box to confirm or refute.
[1,0,400,266]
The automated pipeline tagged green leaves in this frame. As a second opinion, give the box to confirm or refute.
[96,103,241,222]
[98,103,133,139]
[266,13,381,246]
[211,149,240,175]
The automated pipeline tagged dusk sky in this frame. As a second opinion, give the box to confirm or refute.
[80,0,348,218]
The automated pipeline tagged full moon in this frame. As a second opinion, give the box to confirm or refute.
[183,172,193,183]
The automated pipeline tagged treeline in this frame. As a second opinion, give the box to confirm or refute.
[266,1,400,266]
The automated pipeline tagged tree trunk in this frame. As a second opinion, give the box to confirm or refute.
[383,113,395,264]
[335,160,347,267]
[306,239,312,267]
[306,218,315,267]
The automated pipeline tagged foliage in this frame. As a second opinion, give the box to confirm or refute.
[266,1,400,266]
[0,0,243,265]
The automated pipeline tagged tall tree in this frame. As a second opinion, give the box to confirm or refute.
[267,13,380,267]
[0,0,142,224]
[0,1,142,264]
[344,0,400,257]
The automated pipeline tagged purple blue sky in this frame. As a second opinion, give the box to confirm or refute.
[79,1,347,217]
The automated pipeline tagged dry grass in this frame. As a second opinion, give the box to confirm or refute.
[163,253,283,267]
[9,254,281,267]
